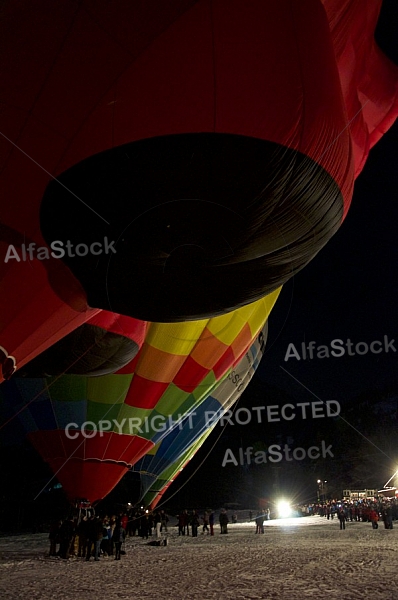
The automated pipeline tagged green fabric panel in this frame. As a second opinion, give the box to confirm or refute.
[46,376,87,402]
[139,408,179,440]
[90,405,179,440]
[86,373,133,404]
[86,401,124,426]
[154,383,190,416]
[173,392,197,418]
[115,403,151,425]
[142,482,167,506]
[110,404,153,439]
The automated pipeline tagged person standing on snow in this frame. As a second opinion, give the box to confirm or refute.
[202,511,210,534]
[209,510,215,536]
[219,509,229,534]
[153,510,162,538]
[160,510,169,533]
[338,508,346,530]
[112,519,126,560]
[48,519,62,556]
[369,508,379,529]
[58,517,75,559]
[85,516,103,561]
[191,510,200,537]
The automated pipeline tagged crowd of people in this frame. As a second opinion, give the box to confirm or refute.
[49,507,175,560]
[313,497,398,530]
[47,497,398,559]
[49,513,127,561]
[248,498,398,532]
[48,507,230,559]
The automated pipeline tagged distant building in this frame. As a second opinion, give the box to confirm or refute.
[342,489,376,501]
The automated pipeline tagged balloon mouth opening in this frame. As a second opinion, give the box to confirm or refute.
[40,132,343,322]
[164,243,208,270]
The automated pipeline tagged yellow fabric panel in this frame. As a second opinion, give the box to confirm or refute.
[145,320,209,355]
[205,292,280,346]
[246,288,281,336]
[139,290,280,363]
[206,308,246,345]
[135,343,187,381]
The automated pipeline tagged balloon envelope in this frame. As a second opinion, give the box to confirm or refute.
[0,292,279,504]
[2,0,396,379]
[135,323,268,508]
[17,311,148,378]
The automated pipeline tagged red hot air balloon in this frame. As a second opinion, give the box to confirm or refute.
[1,0,397,384]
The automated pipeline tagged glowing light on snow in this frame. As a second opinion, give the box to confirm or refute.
[277,501,292,519]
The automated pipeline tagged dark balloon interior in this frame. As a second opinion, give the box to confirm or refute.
[40,133,343,322]
[16,324,139,378]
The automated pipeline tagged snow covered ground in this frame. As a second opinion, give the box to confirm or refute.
[0,516,397,599]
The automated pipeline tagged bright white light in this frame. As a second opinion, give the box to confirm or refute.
[277,500,292,519]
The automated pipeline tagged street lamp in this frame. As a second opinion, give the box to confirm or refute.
[317,479,327,502]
